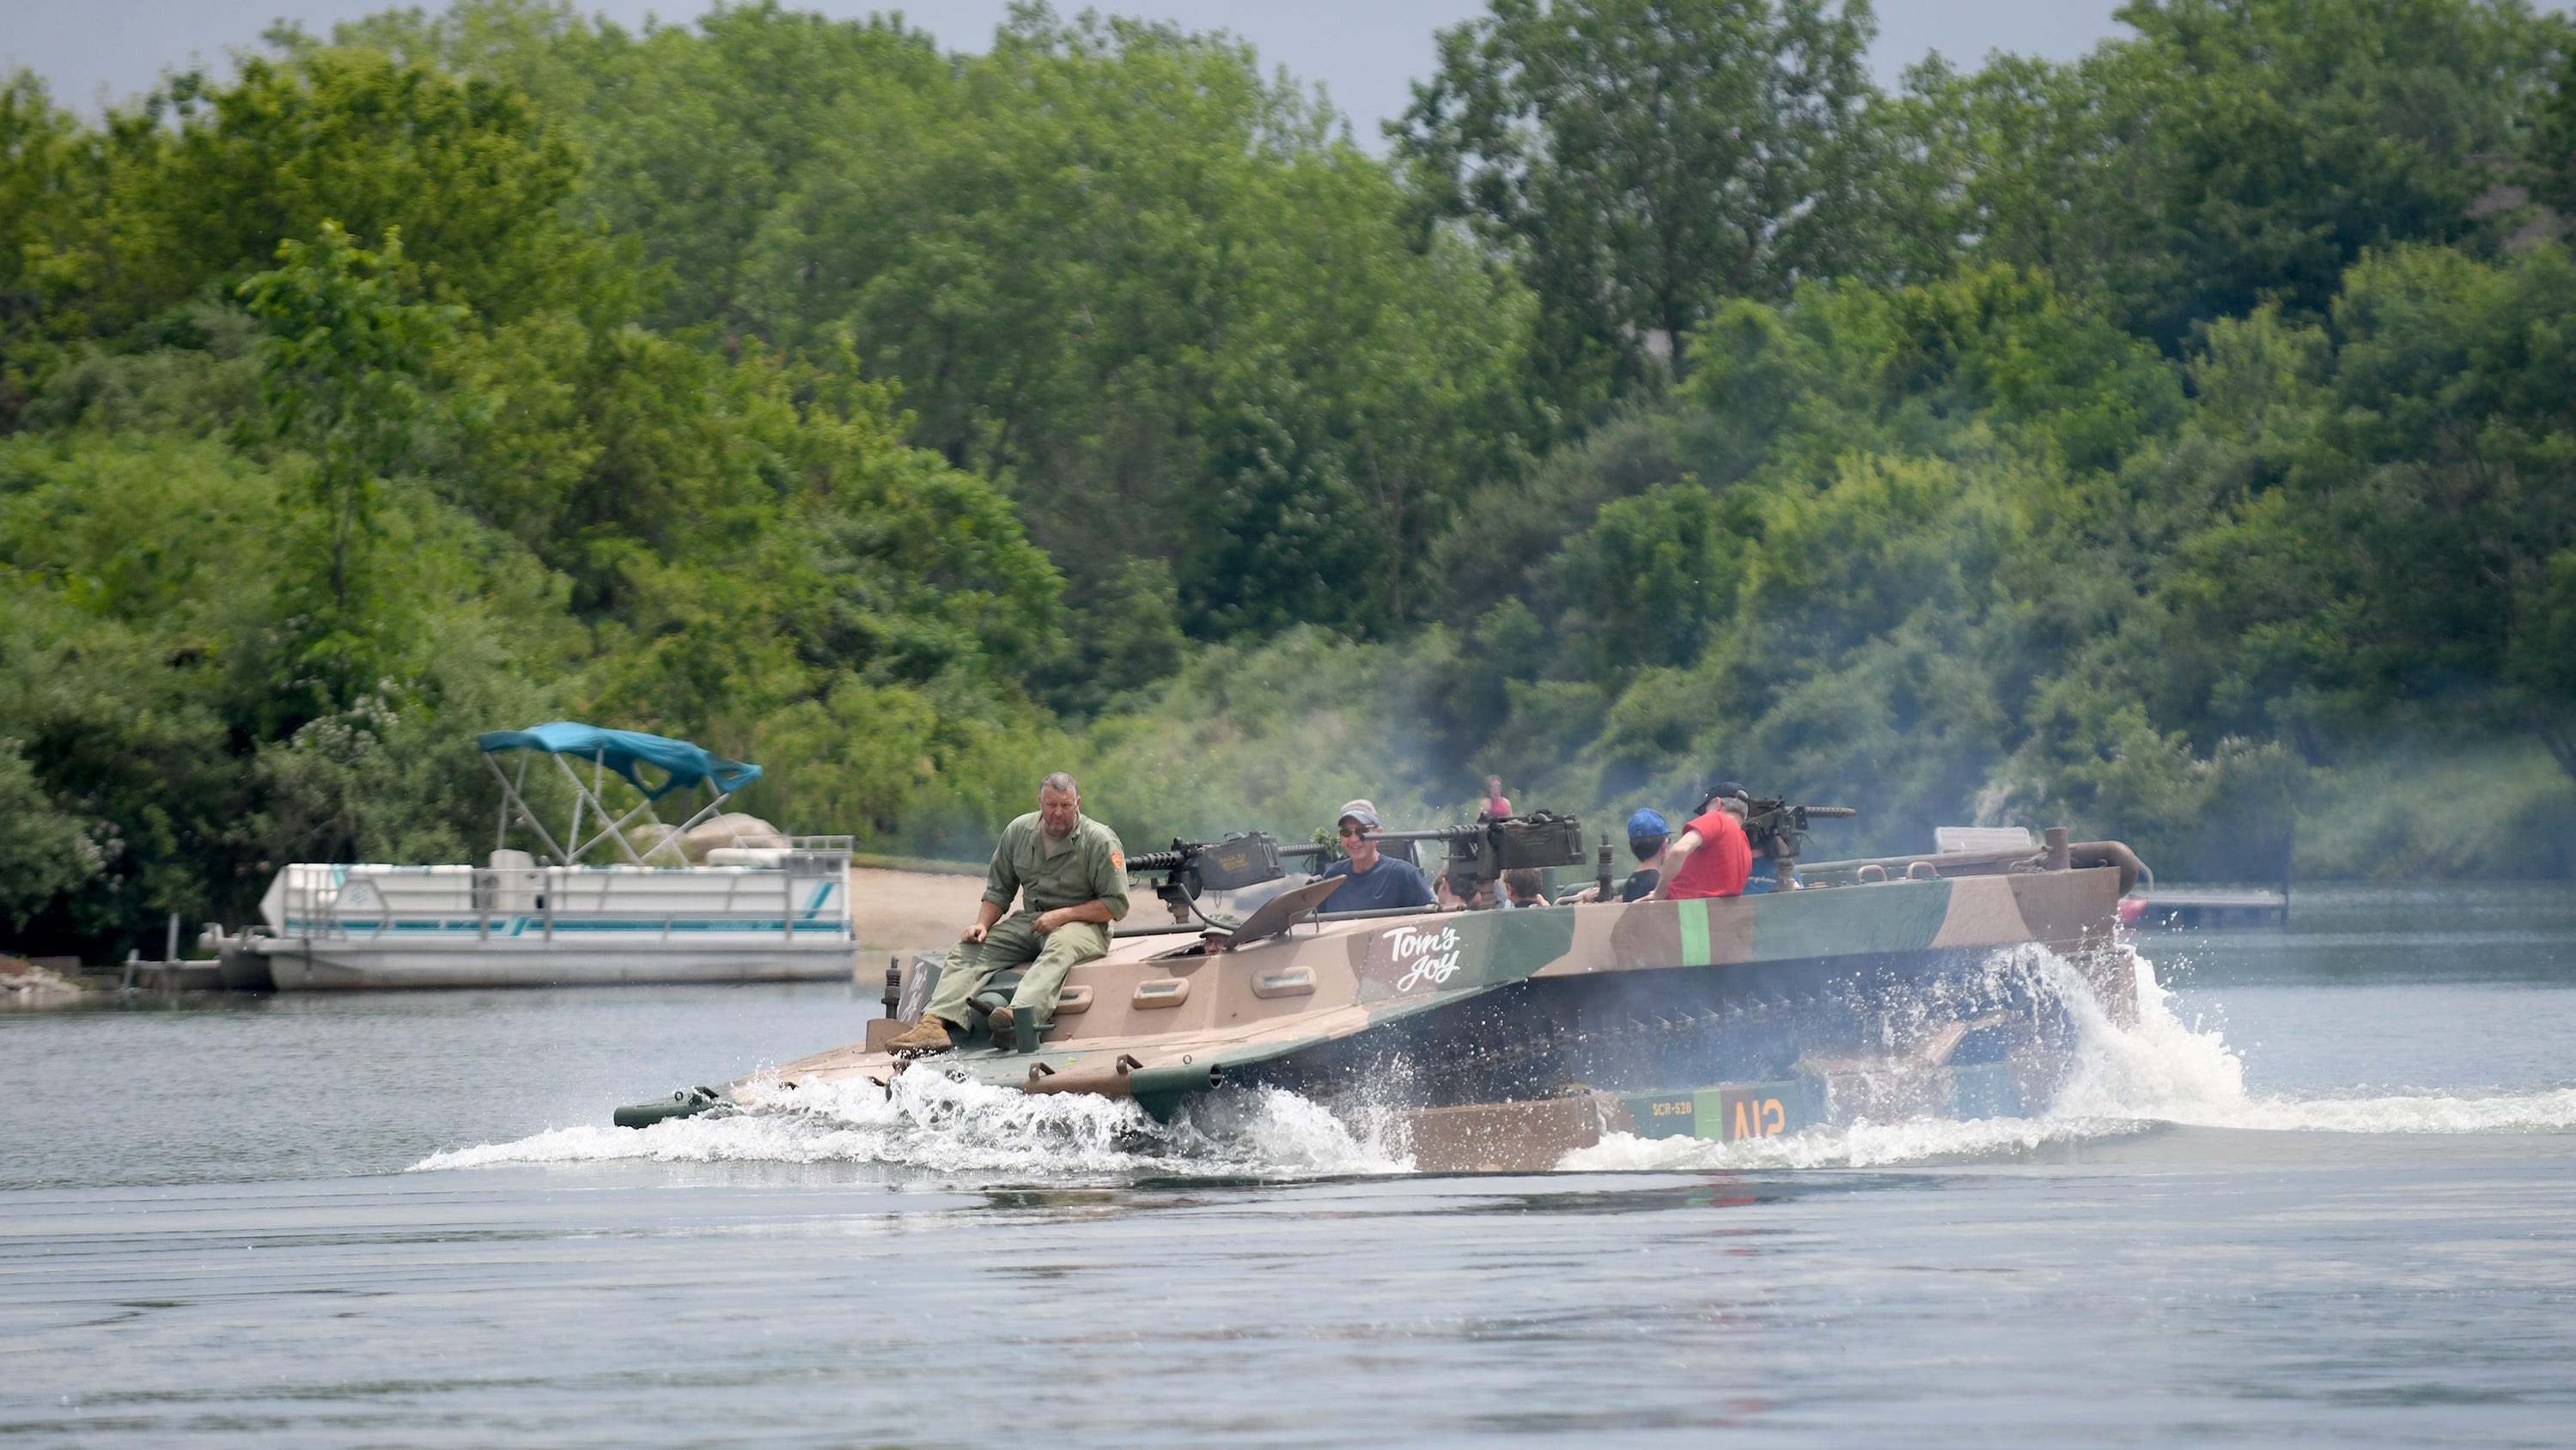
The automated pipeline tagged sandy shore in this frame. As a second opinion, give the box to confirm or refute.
[846,867,992,960]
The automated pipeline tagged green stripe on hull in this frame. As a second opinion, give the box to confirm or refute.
[1678,901,1712,966]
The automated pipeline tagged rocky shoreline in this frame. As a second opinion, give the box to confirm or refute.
[0,957,83,1010]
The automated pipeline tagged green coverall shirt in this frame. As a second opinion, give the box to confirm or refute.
[978,812,1131,922]
[925,812,1130,1031]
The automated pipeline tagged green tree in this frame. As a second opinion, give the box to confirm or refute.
[323,4,1538,646]
[1550,483,1745,671]
[0,739,100,931]
[0,72,102,404]
[1396,0,1885,410]
[1932,0,2564,349]
[2175,245,2576,776]
[734,9,1532,638]
[137,46,586,321]
[342,0,951,332]
[2528,42,2576,211]
[238,222,457,717]
[0,70,190,413]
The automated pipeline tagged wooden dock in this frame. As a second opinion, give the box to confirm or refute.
[2121,886,2288,929]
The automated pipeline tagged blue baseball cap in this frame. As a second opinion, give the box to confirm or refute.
[1626,807,1669,840]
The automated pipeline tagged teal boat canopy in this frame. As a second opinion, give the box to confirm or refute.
[476,722,762,800]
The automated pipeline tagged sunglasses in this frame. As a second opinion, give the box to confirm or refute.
[1337,825,1369,838]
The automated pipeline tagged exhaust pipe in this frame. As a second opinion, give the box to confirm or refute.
[2067,841,2147,897]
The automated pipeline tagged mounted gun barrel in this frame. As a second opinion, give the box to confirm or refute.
[1736,798,1859,886]
[1126,813,1597,917]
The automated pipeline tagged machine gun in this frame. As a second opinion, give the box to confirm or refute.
[1733,797,1858,887]
[1125,813,1592,923]
[1428,811,1588,902]
[1125,832,1318,924]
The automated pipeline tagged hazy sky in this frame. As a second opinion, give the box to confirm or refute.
[3,0,2135,144]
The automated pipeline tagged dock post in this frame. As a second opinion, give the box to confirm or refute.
[2279,819,2294,923]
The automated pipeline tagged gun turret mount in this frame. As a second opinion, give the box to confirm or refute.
[1736,799,1858,886]
[1126,813,1596,922]
[1128,832,1296,923]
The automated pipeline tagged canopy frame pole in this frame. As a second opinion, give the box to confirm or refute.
[484,752,570,866]
[592,750,607,846]
[661,785,734,841]
[550,752,604,862]
[579,792,664,864]
[579,746,669,860]
[605,776,679,862]
[548,751,654,866]
[578,748,667,865]
[634,787,693,865]
[513,753,531,852]
[624,783,737,866]
[563,754,585,862]
[575,752,666,865]
[475,726,764,866]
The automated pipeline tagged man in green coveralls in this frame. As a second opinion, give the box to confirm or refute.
[882,771,1129,1055]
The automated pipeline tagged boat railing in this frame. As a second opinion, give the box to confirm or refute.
[1799,844,2041,887]
[1800,833,2147,896]
[273,857,855,942]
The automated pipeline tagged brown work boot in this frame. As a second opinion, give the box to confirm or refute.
[881,1016,955,1057]
[984,1005,1015,1051]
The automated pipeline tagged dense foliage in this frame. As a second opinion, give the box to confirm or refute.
[3,0,2573,958]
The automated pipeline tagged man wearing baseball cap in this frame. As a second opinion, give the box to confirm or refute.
[1318,798,1437,913]
[1653,781,1754,902]
[1619,807,1672,902]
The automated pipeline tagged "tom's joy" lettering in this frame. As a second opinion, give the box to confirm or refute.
[1380,923,1464,994]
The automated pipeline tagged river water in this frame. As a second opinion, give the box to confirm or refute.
[5,884,2574,1447]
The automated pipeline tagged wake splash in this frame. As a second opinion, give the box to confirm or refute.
[1564,941,2576,1172]
[410,1068,1413,1179]
[414,941,2576,1180]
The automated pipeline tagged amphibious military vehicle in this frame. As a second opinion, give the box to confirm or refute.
[613,809,2145,1172]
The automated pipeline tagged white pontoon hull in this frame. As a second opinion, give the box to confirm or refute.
[232,856,859,991]
[251,935,856,990]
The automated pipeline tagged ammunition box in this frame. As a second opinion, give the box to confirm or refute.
[1493,812,1586,870]
[1192,832,1283,892]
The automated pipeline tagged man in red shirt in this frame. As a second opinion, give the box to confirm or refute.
[1653,782,1753,900]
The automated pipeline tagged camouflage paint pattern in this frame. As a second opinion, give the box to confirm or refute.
[741,864,2128,1124]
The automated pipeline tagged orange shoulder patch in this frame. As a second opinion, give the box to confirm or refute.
[1109,850,1124,871]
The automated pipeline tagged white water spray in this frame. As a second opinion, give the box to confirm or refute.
[411,1065,1411,1179]
[1563,940,2576,1171]
[417,938,2576,1180]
